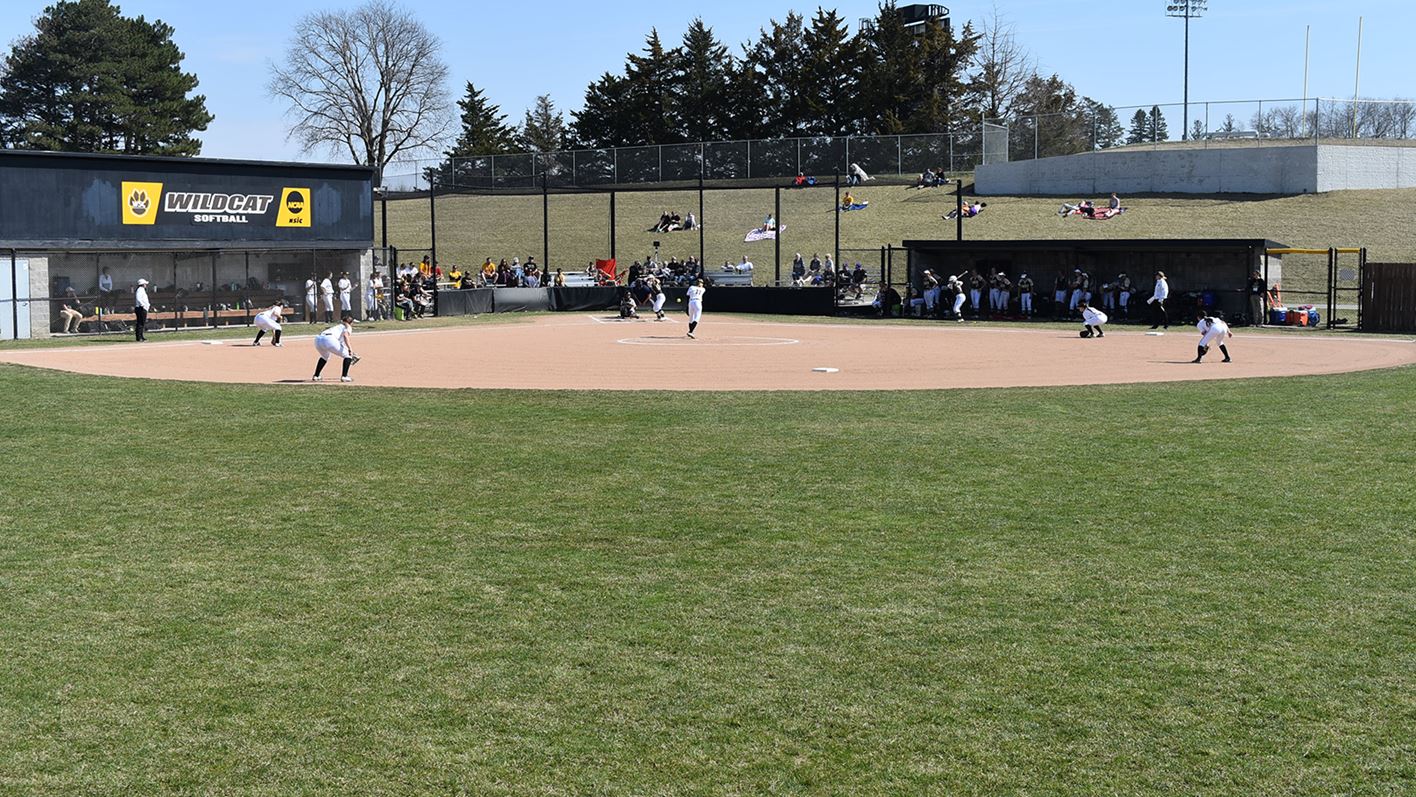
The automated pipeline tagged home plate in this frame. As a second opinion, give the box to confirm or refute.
[812,367,840,373]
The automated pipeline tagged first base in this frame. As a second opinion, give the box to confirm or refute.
[202,340,224,345]
[1145,331,1165,336]
[812,367,840,373]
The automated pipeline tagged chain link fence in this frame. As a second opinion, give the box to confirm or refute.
[991,97,1416,163]
[385,130,998,192]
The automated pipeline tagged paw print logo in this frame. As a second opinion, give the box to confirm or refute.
[128,189,151,217]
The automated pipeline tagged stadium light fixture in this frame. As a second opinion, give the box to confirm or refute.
[1166,0,1207,141]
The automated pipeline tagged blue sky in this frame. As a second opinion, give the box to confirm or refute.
[1,0,1411,163]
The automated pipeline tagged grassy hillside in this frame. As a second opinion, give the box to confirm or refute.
[382,185,1416,295]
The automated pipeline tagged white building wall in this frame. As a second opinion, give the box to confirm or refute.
[972,144,1409,196]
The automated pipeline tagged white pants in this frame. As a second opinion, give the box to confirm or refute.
[315,335,349,361]
[952,293,966,315]
[1020,293,1032,314]
[687,301,702,323]
[321,294,334,312]
[924,287,941,310]
[652,294,665,313]
[306,293,316,312]
[339,292,352,311]
[1200,329,1228,348]
[254,315,281,333]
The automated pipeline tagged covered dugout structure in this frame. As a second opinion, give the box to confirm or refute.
[902,238,1283,324]
[0,150,373,340]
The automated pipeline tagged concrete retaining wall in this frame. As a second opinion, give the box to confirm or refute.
[976,143,1416,196]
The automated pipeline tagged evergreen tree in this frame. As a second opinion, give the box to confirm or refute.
[1085,99,1124,149]
[801,8,861,135]
[1148,105,1169,141]
[907,18,980,133]
[623,30,679,144]
[1009,73,1090,158]
[1126,109,1151,144]
[519,94,567,152]
[448,82,516,157]
[857,2,917,134]
[672,19,734,142]
[0,0,211,154]
[745,13,812,136]
[1190,119,1205,140]
[572,72,636,148]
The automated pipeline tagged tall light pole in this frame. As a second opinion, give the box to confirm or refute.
[1166,1,1207,141]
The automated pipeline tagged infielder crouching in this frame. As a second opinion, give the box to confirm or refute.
[252,303,284,347]
[1194,314,1233,363]
[1078,301,1107,338]
[313,314,359,382]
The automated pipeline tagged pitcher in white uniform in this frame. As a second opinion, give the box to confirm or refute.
[685,279,706,338]
[1193,314,1233,363]
[251,303,284,347]
[312,314,358,382]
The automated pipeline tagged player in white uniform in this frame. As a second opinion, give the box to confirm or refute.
[1193,314,1233,363]
[319,274,335,322]
[312,314,358,382]
[649,277,667,320]
[337,273,353,313]
[251,303,284,347]
[1078,301,1108,338]
[304,276,318,324]
[685,279,706,338]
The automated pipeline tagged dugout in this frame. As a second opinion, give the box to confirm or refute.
[0,150,373,340]
[902,238,1284,323]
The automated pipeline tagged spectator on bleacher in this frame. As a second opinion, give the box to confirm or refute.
[524,266,541,288]
[447,265,463,287]
[554,269,566,287]
[511,258,525,286]
[809,254,822,276]
[738,256,753,273]
[850,263,868,298]
[459,270,476,290]
[824,254,835,274]
[791,253,806,283]
[480,258,496,285]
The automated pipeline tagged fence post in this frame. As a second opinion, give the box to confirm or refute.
[1034,116,1039,159]
[429,184,438,317]
[796,138,802,177]
[658,144,663,183]
[844,136,851,173]
[774,186,781,285]
[614,149,619,184]
[542,174,550,272]
[746,140,752,180]
[897,136,903,176]
[609,190,616,262]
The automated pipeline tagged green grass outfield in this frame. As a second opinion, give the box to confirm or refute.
[2,359,1412,795]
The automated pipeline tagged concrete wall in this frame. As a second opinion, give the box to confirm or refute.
[27,256,48,338]
[1316,145,1416,191]
[975,143,1416,196]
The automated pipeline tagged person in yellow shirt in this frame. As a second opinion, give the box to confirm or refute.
[841,191,855,210]
[447,265,463,287]
[480,258,496,284]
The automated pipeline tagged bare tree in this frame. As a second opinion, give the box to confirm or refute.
[969,3,1034,121]
[268,0,450,184]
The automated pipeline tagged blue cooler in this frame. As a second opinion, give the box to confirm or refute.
[1307,310,1320,327]
[1270,308,1287,325]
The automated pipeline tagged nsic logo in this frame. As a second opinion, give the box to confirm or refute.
[121,181,164,225]
[277,187,312,228]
